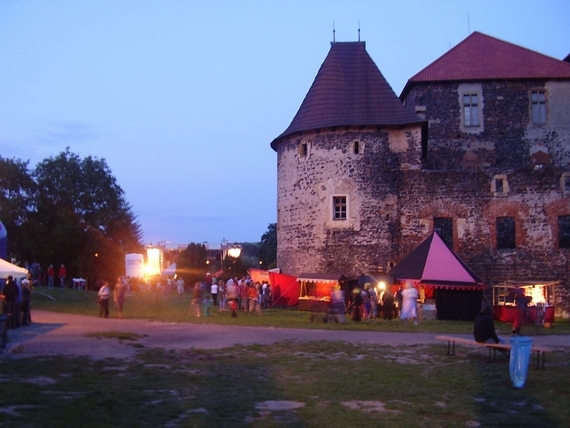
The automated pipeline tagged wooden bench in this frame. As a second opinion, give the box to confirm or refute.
[435,335,551,369]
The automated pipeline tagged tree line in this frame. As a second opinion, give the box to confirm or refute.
[1,148,277,287]
[0,148,143,286]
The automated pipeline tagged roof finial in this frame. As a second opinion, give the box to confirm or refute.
[358,21,360,42]
[333,21,336,42]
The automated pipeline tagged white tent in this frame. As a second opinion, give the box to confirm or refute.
[162,263,176,276]
[0,258,28,279]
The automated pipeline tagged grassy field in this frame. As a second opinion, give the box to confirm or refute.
[1,287,569,427]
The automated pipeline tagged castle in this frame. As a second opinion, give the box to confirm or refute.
[270,32,570,315]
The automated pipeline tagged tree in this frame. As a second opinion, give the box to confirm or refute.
[0,156,36,261]
[28,148,142,284]
[222,253,248,279]
[258,223,277,269]
[177,243,208,286]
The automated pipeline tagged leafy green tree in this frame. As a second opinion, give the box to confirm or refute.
[29,148,142,284]
[0,156,36,261]
[222,252,248,279]
[258,223,277,269]
[177,243,208,286]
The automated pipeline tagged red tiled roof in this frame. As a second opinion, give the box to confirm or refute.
[271,42,422,150]
[402,32,570,96]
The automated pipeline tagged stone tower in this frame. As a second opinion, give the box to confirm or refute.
[271,41,424,277]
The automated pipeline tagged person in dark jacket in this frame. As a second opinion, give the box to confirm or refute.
[474,305,507,355]
[2,275,19,329]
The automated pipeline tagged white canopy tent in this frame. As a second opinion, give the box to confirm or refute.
[0,258,29,279]
[162,263,176,276]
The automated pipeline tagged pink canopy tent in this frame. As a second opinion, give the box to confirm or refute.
[389,231,485,320]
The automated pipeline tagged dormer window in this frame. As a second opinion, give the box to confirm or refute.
[491,174,509,195]
[530,90,547,125]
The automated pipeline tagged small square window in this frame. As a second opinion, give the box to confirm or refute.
[463,94,480,127]
[353,141,360,155]
[531,90,547,124]
[558,216,570,248]
[333,196,347,220]
[496,217,515,249]
[299,143,308,157]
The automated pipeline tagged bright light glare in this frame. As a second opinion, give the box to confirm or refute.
[228,247,242,258]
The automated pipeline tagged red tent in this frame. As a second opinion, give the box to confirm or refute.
[268,271,299,307]
[389,232,486,321]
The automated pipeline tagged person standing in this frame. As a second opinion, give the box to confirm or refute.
[210,280,219,306]
[226,279,239,318]
[330,285,346,323]
[176,277,185,298]
[20,279,32,326]
[351,285,363,321]
[511,287,531,336]
[381,289,395,320]
[98,281,110,318]
[400,281,419,324]
[247,282,261,315]
[188,282,202,317]
[47,265,55,288]
[58,264,67,288]
[2,275,19,329]
[114,277,126,319]
[13,278,23,328]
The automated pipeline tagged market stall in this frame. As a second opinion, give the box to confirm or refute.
[492,280,557,325]
[297,273,346,312]
[388,232,486,321]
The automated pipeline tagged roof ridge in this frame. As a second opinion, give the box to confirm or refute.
[400,31,570,97]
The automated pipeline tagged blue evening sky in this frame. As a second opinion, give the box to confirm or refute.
[1,0,569,248]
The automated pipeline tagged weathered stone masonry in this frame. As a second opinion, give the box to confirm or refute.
[271,34,570,316]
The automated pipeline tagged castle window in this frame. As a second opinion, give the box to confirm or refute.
[434,217,453,249]
[353,141,360,155]
[332,196,347,220]
[496,217,516,249]
[299,143,308,157]
[530,90,547,124]
[463,94,480,127]
[458,84,484,133]
[558,216,570,248]
[496,179,504,193]
[561,173,570,196]
[491,174,508,195]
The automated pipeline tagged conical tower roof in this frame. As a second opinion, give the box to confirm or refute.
[271,41,422,150]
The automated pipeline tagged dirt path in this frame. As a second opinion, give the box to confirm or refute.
[2,310,568,360]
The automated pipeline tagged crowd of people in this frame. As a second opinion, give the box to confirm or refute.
[1,275,32,330]
[344,281,416,324]
[187,275,272,318]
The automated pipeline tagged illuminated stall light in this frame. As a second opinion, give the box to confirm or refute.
[145,247,162,277]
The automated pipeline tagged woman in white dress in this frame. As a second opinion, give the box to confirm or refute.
[399,281,419,323]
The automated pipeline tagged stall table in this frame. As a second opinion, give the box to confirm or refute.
[493,305,555,324]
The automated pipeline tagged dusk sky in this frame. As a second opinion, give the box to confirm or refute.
[1,1,569,249]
